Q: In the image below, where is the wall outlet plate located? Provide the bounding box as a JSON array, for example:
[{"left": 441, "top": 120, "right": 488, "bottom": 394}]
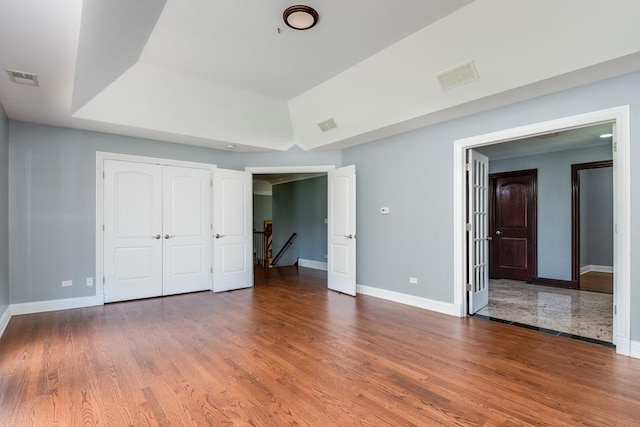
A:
[
  {"left": 86, "top": 277, "right": 94, "bottom": 287},
  {"left": 62, "top": 280, "right": 73, "bottom": 287},
  {"left": 409, "top": 277, "right": 418, "bottom": 284},
  {"left": 381, "top": 207, "right": 390, "bottom": 215}
]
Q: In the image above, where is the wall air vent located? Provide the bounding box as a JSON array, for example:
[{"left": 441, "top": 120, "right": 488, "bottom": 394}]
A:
[
  {"left": 437, "top": 61, "right": 479, "bottom": 91},
  {"left": 6, "top": 69, "right": 39, "bottom": 86},
  {"left": 318, "top": 118, "right": 338, "bottom": 133}
]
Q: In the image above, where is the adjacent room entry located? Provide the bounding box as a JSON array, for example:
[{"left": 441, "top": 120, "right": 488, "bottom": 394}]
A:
[{"left": 102, "top": 159, "right": 213, "bottom": 302}]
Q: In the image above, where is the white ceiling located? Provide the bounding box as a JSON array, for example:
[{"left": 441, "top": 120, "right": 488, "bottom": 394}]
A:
[{"left": 1, "top": 0, "right": 640, "bottom": 152}]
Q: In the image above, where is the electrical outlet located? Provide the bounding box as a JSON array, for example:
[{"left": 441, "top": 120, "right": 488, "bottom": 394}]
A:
[
  {"left": 61, "top": 280, "right": 73, "bottom": 287},
  {"left": 86, "top": 277, "right": 93, "bottom": 287},
  {"left": 409, "top": 277, "right": 418, "bottom": 284}
]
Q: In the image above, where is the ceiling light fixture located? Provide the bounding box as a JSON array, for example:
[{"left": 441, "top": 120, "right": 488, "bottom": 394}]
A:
[
  {"left": 226, "top": 144, "right": 237, "bottom": 149},
  {"left": 599, "top": 133, "right": 613, "bottom": 138},
  {"left": 283, "top": 5, "right": 319, "bottom": 30}
]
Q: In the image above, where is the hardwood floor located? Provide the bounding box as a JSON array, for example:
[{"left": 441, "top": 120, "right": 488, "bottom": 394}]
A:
[
  {"left": 580, "top": 271, "right": 614, "bottom": 293},
  {"left": 1, "top": 267, "right": 639, "bottom": 426}
]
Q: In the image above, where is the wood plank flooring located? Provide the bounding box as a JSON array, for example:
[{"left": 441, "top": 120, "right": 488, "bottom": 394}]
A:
[
  {"left": 1, "top": 266, "right": 640, "bottom": 426},
  {"left": 580, "top": 271, "right": 613, "bottom": 293}
]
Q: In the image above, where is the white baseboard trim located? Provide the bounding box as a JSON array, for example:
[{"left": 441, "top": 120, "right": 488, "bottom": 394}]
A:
[
  {"left": 580, "top": 265, "right": 614, "bottom": 275},
  {"left": 11, "top": 294, "right": 104, "bottom": 316},
  {"left": 356, "top": 284, "right": 458, "bottom": 317},
  {"left": 298, "top": 258, "right": 328, "bottom": 271},
  {"left": 628, "top": 340, "right": 640, "bottom": 359},
  {"left": 0, "top": 304, "right": 11, "bottom": 338}
]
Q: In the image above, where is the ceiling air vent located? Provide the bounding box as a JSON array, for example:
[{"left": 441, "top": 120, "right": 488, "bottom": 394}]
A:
[
  {"left": 318, "top": 118, "right": 338, "bottom": 133},
  {"left": 437, "top": 61, "right": 478, "bottom": 91},
  {"left": 6, "top": 69, "right": 39, "bottom": 86}
]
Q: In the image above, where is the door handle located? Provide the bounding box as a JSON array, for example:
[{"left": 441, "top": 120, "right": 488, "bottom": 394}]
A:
[
  {"left": 215, "top": 234, "right": 224, "bottom": 239},
  {"left": 164, "top": 234, "right": 172, "bottom": 239},
  {"left": 345, "top": 234, "right": 354, "bottom": 239},
  {"left": 495, "top": 230, "right": 502, "bottom": 235},
  {"left": 152, "top": 234, "right": 161, "bottom": 239}
]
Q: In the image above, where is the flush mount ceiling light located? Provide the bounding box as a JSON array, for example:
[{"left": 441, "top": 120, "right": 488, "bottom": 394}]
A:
[
  {"left": 599, "top": 133, "right": 613, "bottom": 138},
  {"left": 283, "top": 5, "right": 319, "bottom": 30}
]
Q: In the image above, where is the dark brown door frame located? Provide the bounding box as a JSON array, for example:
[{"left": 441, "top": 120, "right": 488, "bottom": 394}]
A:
[
  {"left": 489, "top": 169, "right": 538, "bottom": 282},
  {"left": 571, "top": 160, "right": 613, "bottom": 287}
]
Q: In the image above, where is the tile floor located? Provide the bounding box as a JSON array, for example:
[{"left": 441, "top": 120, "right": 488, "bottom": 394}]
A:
[{"left": 476, "top": 279, "right": 613, "bottom": 344}]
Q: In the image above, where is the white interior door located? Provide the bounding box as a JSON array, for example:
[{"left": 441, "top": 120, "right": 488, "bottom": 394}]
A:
[
  {"left": 104, "top": 160, "right": 163, "bottom": 303},
  {"left": 162, "top": 166, "right": 212, "bottom": 295},
  {"left": 213, "top": 168, "right": 253, "bottom": 292},
  {"left": 328, "top": 165, "right": 356, "bottom": 295},
  {"left": 468, "top": 149, "right": 489, "bottom": 313}
]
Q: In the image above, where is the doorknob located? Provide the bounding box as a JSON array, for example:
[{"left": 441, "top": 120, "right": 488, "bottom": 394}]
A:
[
  {"left": 164, "top": 234, "right": 172, "bottom": 239},
  {"left": 495, "top": 230, "right": 502, "bottom": 235},
  {"left": 152, "top": 234, "right": 161, "bottom": 239},
  {"left": 215, "top": 234, "right": 224, "bottom": 239},
  {"left": 345, "top": 234, "right": 354, "bottom": 239}
]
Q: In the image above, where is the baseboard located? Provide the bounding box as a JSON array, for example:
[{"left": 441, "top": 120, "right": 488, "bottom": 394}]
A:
[
  {"left": 11, "top": 294, "right": 104, "bottom": 316},
  {"left": 297, "top": 258, "right": 328, "bottom": 271},
  {"left": 0, "top": 304, "right": 11, "bottom": 339},
  {"left": 531, "top": 276, "right": 578, "bottom": 289},
  {"left": 580, "top": 265, "right": 614, "bottom": 275},
  {"left": 356, "top": 284, "right": 458, "bottom": 317}
]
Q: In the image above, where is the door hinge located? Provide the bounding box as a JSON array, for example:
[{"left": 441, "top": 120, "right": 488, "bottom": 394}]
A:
[
  {"left": 103, "top": 171, "right": 105, "bottom": 179},
  {"left": 210, "top": 179, "right": 213, "bottom": 186},
  {"left": 466, "top": 163, "right": 471, "bottom": 172},
  {"left": 466, "top": 283, "right": 472, "bottom": 292},
  {"left": 210, "top": 267, "right": 213, "bottom": 273},
  {"left": 614, "top": 142, "right": 617, "bottom": 152},
  {"left": 102, "top": 224, "right": 105, "bottom": 231},
  {"left": 465, "top": 223, "right": 471, "bottom": 232},
  {"left": 102, "top": 276, "right": 105, "bottom": 284}
]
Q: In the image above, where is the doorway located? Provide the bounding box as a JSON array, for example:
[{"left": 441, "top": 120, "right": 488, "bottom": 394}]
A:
[
  {"left": 246, "top": 165, "right": 357, "bottom": 296},
  {"left": 571, "top": 161, "right": 614, "bottom": 291},
  {"left": 453, "top": 106, "right": 631, "bottom": 355}
]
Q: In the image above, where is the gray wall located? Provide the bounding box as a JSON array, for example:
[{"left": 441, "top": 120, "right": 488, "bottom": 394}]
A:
[
  {"left": 7, "top": 122, "right": 340, "bottom": 304},
  {"left": 253, "top": 195, "right": 272, "bottom": 232},
  {"left": 272, "top": 176, "right": 327, "bottom": 266},
  {"left": 0, "top": 105, "right": 8, "bottom": 314},
  {"left": 582, "top": 167, "right": 614, "bottom": 267},
  {"left": 489, "top": 145, "right": 612, "bottom": 280},
  {"left": 342, "top": 71, "right": 640, "bottom": 341}
]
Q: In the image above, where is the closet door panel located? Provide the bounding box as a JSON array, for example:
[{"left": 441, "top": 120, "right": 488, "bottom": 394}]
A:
[{"left": 162, "top": 166, "right": 212, "bottom": 295}]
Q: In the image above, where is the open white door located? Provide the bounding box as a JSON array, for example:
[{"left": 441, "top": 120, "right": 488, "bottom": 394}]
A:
[
  {"left": 213, "top": 168, "right": 253, "bottom": 292},
  {"left": 468, "top": 149, "right": 489, "bottom": 313},
  {"left": 328, "top": 165, "right": 356, "bottom": 296}
]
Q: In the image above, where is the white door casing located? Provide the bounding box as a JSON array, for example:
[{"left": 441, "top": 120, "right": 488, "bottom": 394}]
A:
[
  {"left": 328, "top": 165, "right": 356, "bottom": 295},
  {"left": 103, "top": 160, "right": 163, "bottom": 303},
  {"left": 213, "top": 168, "right": 253, "bottom": 292},
  {"left": 162, "top": 166, "right": 212, "bottom": 295},
  {"left": 468, "top": 150, "right": 489, "bottom": 314}
]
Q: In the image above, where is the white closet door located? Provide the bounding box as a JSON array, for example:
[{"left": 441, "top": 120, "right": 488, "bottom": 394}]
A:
[
  {"left": 213, "top": 168, "right": 253, "bottom": 292},
  {"left": 162, "top": 166, "right": 212, "bottom": 295},
  {"left": 104, "top": 160, "right": 163, "bottom": 303}
]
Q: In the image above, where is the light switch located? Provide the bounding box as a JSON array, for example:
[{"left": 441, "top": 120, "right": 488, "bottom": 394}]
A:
[{"left": 380, "top": 207, "right": 390, "bottom": 215}]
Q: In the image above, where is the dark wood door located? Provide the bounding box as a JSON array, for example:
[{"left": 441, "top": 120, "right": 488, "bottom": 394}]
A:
[{"left": 489, "top": 170, "right": 537, "bottom": 281}]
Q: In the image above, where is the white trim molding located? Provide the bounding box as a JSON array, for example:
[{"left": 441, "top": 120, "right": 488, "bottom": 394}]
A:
[
  {"left": 453, "top": 106, "right": 631, "bottom": 356},
  {"left": 298, "top": 258, "right": 328, "bottom": 271},
  {"left": 357, "top": 285, "right": 459, "bottom": 317},
  {"left": 0, "top": 305, "right": 11, "bottom": 337},
  {"left": 580, "top": 265, "right": 614, "bottom": 275},
  {"left": 11, "top": 295, "right": 104, "bottom": 316},
  {"left": 629, "top": 340, "right": 640, "bottom": 359}
]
